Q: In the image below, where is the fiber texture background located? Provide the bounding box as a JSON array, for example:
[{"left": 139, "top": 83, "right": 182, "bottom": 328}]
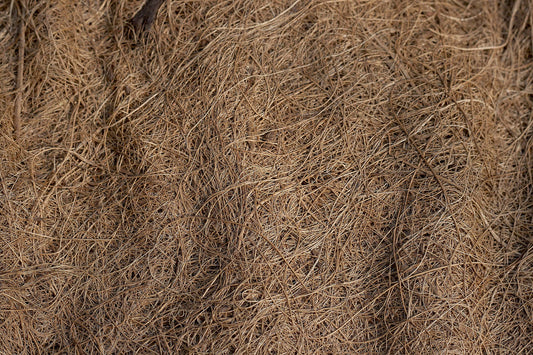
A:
[{"left": 1, "top": 0, "right": 532, "bottom": 353}]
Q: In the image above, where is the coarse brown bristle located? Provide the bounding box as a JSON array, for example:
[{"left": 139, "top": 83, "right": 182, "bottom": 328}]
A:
[{"left": 1, "top": 0, "right": 532, "bottom": 353}]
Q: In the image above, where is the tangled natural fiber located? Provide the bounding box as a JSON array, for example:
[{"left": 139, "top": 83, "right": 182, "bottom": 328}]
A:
[{"left": 1, "top": 0, "right": 532, "bottom": 353}]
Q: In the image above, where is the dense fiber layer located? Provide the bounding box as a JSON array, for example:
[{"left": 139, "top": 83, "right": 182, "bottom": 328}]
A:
[{"left": 1, "top": 0, "right": 532, "bottom": 353}]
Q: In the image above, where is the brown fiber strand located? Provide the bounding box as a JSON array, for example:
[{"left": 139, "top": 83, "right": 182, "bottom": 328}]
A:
[{"left": 13, "top": 2, "right": 24, "bottom": 138}]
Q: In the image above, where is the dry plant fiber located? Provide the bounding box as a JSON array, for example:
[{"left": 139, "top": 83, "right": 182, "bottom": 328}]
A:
[{"left": 1, "top": 0, "right": 532, "bottom": 353}]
